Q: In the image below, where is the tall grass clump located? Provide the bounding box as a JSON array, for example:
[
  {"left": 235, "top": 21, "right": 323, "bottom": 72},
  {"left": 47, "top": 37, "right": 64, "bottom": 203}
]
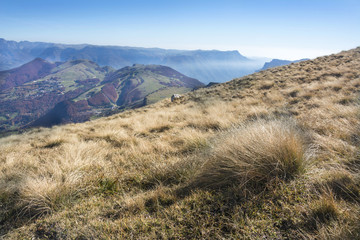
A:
[{"left": 192, "top": 118, "right": 314, "bottom": 190}]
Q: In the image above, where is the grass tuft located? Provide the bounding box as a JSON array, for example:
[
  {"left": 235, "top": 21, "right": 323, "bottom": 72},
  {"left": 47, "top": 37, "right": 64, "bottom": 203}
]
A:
[
  {"left": 323, "top": 172, "right": 360, "bottom": 202},
  {"left": 303, "top": 193, "right": 339, "bottom": 232},
  {"left": 191, "top": 119, "right": 313, "bottom": 191},
  {"left": 41, "top": 139, "right": 64, "bottom": 149}
]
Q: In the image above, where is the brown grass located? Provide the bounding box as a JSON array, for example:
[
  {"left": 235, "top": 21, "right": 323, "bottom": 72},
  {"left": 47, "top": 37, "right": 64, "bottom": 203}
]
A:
[
  {"left": 1, "top": 47, "right": 360, "bottom": 239},
  {"left": 191, "top": 119, "right": 313, "bottom": 190}
]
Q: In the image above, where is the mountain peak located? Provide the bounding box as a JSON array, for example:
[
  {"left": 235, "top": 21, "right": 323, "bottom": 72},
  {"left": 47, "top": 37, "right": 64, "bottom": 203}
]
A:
[
  {"left": 32, "top": 57, "right": 48, "bottom": 63},
  {"left": 132, "top": 63, "right": 145, "bottom": 67},
  {"left": 259, "top": 58, "right": 309, "bottom": 71}
]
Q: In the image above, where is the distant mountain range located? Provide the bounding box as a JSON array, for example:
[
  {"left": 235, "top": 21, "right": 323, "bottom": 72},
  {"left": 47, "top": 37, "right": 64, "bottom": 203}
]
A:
[
  {"left": 258, "top": 58, "right": 309, "bottom": 71},
  {"left": 0, "top": 38, "right": 265, "bottom": 84},
  {"left": 0, "top": 58, "right": 203, "bottom": 132}
]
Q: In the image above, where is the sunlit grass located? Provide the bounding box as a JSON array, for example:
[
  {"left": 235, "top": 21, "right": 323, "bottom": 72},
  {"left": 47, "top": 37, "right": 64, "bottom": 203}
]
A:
[{"left": 1, "top": 47, "right": 360, "bottom": 239}]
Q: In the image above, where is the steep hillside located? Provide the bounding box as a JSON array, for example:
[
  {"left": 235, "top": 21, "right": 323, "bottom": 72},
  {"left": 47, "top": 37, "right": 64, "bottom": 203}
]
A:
[
  {"left": 0, "top": 38, "right": 264, "bottom": 83},
  {"left": 1, "top": 48, "right": 360, "bottom": 239},
  {"left": 0, "top": 60, "right": 203, "bottom": 132}
]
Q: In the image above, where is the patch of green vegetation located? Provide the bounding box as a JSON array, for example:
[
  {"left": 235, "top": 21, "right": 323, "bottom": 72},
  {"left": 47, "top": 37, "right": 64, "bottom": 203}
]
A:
[
  {"left": 74, "top": 85, "right": 104, "bottom": 101},
  {"left": 8, "top": 112, "right": 18, "bottom": 119},
  {"left": 135, "top": 75, "right": 164, "bottom": 95},
  {"left": 98, "top": 178, "right": 119, "bottom": 195},
  {"left": 37, "top": 63, "right": 107, "bottom": 92},
  {"left": 146, "top": 87, "right": 190, "bottom": 104},
  {"left": 117, "top": 69, "right": 192, "bottom": 107}
]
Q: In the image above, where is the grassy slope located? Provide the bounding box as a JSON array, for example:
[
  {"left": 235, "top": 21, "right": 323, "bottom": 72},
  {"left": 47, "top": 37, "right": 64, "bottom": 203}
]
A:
[
  {"left": 113, "top": 65, "right": 201, "bottom": 107},
  {"left": 39, "top": 61, "right": 107, "bottom": 92},
  {"left": 1, "top": 48, "right": 360, "bottom": 239},
  {"left": 74, "top": 65, "right": 201, "bottom": 106},
  {"left": 74, "top": 85, "right": 104, "bottom": 102},
  {"left": 146, "top": 87, "right": 191, "bottom": 105}
]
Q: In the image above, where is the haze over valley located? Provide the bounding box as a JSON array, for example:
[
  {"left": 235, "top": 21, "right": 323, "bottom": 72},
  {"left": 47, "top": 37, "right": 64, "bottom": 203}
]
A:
[{"left": 0, "top": 38, "right": 265, "bottom": 84}]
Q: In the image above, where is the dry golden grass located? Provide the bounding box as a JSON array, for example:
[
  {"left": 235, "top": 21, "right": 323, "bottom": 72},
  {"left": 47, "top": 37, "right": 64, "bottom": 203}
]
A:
[
  {"left": 1, "top": 47, "right": 360, "bottom": 239},
  {"left": 191, "top": 119, "right": 313, "bottom": 190}
]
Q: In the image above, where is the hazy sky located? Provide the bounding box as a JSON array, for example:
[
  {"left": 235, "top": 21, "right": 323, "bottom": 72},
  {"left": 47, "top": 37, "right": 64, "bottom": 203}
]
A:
[{"left": 1, "top": 0, "right": 359, "bottom": 60}]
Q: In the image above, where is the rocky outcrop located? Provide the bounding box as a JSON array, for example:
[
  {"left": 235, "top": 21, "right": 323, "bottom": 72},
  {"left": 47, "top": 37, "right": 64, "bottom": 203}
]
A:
[{"left": 171, "top": 94, "right": 185, "bottom": 103}]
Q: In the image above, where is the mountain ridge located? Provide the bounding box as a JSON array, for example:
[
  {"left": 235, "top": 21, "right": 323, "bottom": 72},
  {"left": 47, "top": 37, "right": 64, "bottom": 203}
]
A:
[
  {"left": 258, "top": 58, "right": 310, "bottom": 71},
  {"left": 0, "top": 38, "right": 264, "bottom": 83}
]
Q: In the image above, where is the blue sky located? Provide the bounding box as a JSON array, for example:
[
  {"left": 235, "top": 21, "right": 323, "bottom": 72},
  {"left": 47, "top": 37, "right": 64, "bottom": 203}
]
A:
[{"left": 1, "top": 0, "right": 359, "bottom": 59}]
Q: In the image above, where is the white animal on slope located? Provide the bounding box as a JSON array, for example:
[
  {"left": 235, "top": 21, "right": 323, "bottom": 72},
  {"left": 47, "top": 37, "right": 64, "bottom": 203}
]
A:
[{"left": 171, "top": 94, "right": 185, "bottom": 102}]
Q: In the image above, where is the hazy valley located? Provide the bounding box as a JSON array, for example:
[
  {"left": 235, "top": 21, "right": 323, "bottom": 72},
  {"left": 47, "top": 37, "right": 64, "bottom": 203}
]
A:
[{"left": 0, "top": 38, "right": 265, "bottom": 84}]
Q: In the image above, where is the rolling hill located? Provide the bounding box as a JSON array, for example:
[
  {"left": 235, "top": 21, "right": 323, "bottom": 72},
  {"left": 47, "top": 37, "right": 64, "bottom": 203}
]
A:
[
  {"left": 0, "top": 47, "right": 360, "bottom": 239},
  {"left": 0, "top": 59, "right": 203, "bottom": 132},
  {"left": 0, "top": 38, "right": 264, "bottom": 83}
]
